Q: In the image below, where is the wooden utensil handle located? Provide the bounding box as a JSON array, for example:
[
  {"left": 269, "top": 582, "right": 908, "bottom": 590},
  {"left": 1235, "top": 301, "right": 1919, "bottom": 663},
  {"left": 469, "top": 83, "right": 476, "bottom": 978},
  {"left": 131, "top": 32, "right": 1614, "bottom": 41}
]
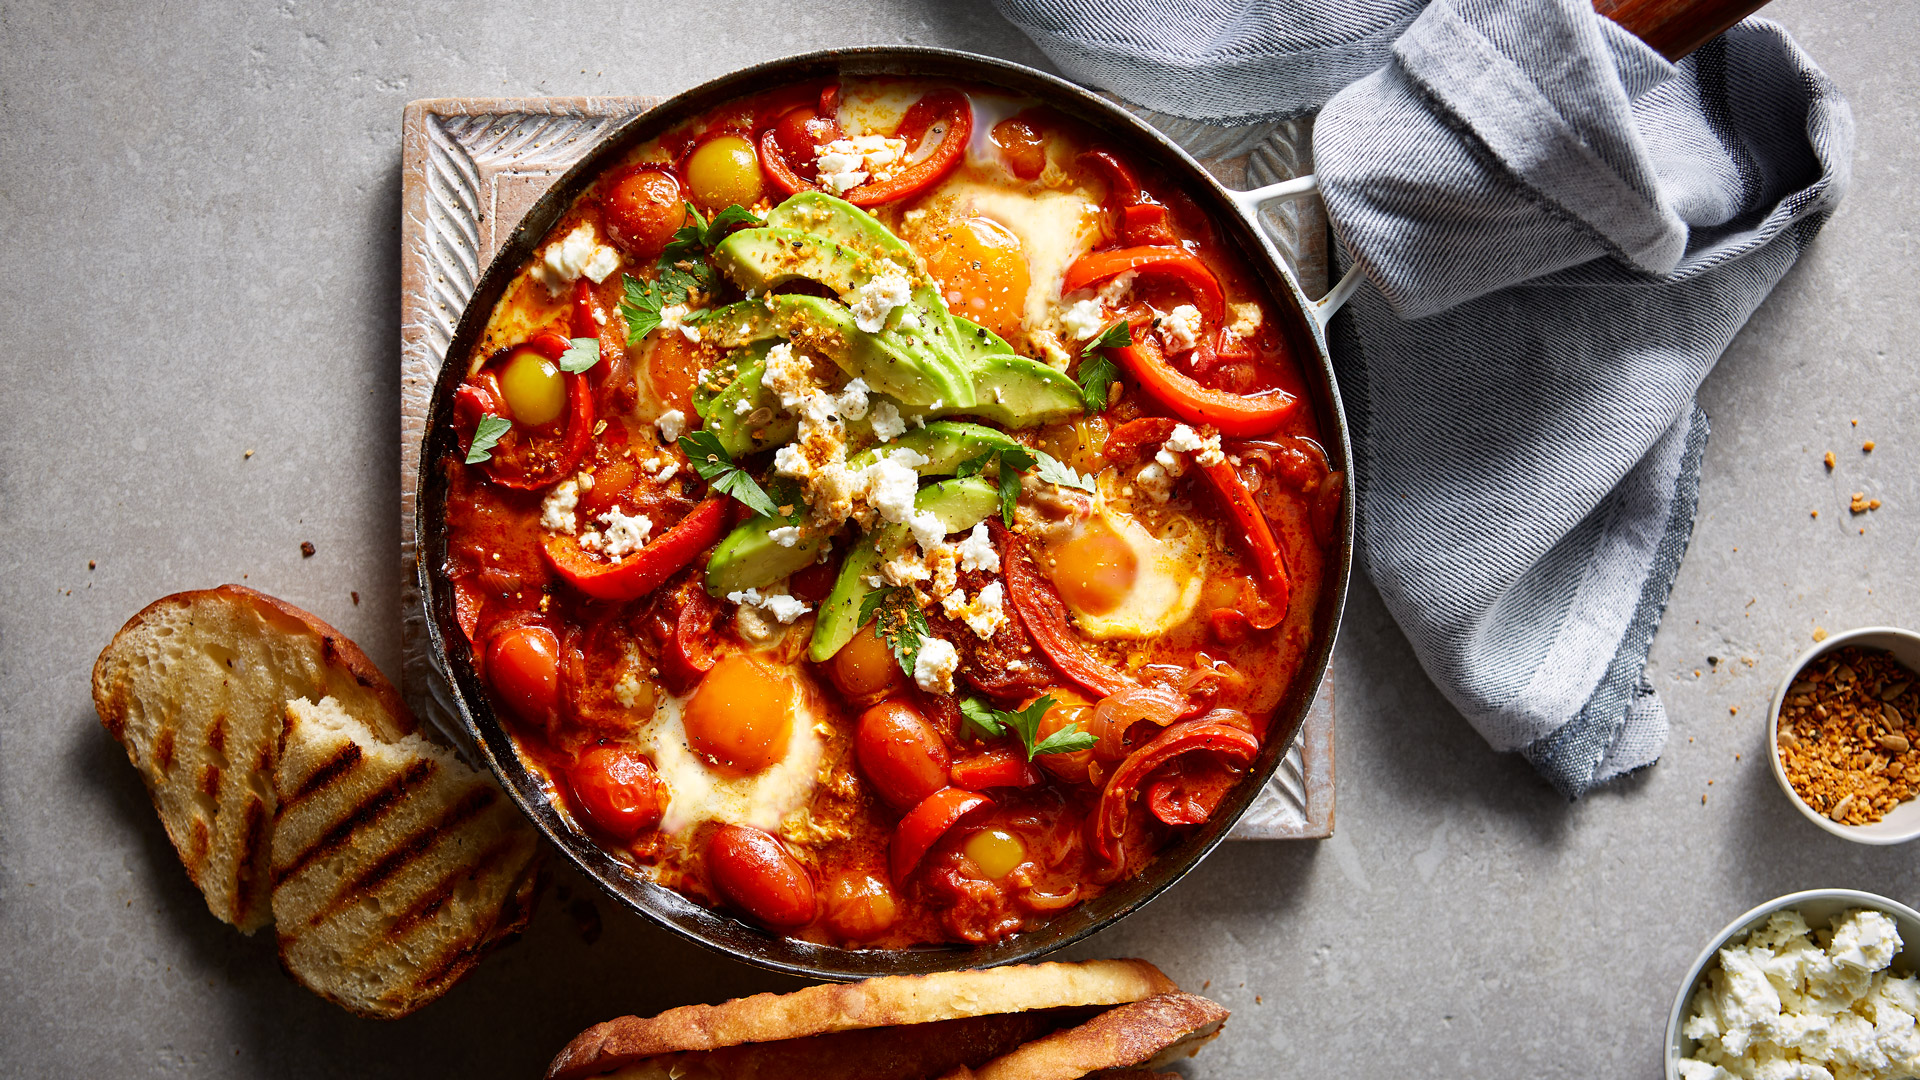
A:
[{"left": 1593, "top": 0, "right": 1774, "bottom": 60}]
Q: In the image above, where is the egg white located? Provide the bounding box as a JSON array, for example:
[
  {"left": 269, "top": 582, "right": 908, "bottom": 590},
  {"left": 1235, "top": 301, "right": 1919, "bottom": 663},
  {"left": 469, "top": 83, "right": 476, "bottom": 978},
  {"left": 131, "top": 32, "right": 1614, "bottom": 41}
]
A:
[
  {"left": 638, "top": 677, "right": 826, "bottom": 837},
  {"left": 1055, "top": 500, "right": 1204, "bottom": 641},
  {"left": 927, "top": 176, "right": 1105, "bottom": 339}
]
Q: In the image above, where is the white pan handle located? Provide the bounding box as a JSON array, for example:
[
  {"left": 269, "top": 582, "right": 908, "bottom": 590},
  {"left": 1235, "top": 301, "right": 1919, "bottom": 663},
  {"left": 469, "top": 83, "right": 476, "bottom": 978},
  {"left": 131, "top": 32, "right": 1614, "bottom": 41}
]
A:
[{"left": 1229, "top": 173, "right": 1365, "bottom": 330}]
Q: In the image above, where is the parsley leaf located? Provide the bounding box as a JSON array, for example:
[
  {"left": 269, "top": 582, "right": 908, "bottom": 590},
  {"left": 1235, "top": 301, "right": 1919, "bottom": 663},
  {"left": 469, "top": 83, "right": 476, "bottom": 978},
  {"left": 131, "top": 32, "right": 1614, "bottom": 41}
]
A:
[
  {"left": 959, "top": 694, "right": 1094, "bottom": 759},
  {"left": 859, "top": 586, "right": 929, "bottom": 680},
  {"left": 465, "top": 414, "right": 511, "bottom": 465},
  {"left": 658, "top": 202, "right": 761, "bottom": 268},
  {"left": 558, "top": 336, "right": 601, "bottom": 374},
  {"left": 1033, "top": 450, "right": 1096, "bottom": 494},
  {"left": 677, "top": 430, "right": 779, "bottom": 517},
  {"left": 1075, "top": 319, "right": 1130, "bottom": 413},
  {"left": 1088, "top": 319, "right": 1133, "bottom": 351},
  {"left": 956, "top": 445, "right": 1038, "bottom": 526},
  {"left": 619, "top": 273, "right": 675, "bottom": 344}
]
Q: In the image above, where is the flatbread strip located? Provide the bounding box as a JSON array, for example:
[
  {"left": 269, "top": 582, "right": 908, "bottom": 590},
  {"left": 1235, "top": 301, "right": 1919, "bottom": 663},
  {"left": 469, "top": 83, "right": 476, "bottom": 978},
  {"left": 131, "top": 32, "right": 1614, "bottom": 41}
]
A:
[
  {"left": 941, "top": 994, "right": 1230, "bottom": 1080},
  {"left": 272, "top": 697, "right": 541, "bottom": 1019},
  {"left": 547, "top": 959, "right": 1178, "bottom": 1080},
  {"left": 91, "top": 585, "right": 413, "bottom": 931}
]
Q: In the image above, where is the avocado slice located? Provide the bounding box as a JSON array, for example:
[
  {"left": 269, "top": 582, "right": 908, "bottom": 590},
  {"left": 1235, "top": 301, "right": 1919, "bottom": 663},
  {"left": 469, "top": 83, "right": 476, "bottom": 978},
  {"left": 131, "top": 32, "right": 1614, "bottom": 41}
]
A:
[
  {"left": 939, "top": 355, "right": 1087, "bottom": 429},
  {"left": 704, "top": 511, "right": 824, "bottom": 597},
  {"left": 950, "top": 315, "right": 1016, "bottom": 361},
  {"left": 844, "top": 420, "right": 1021, "bottom": 476},
  {"left": 699, "top": 300, "right": 784, "bottom": 350},
  {"left": 715, "top": 221, "right": 975, "bottom": 408},
  {"left": 806, "top": 476, "right": 999, "bottom": 663},
  {"left": 766, "top": 192, "right": 917, "bottom": 267},
  {"left": 697, "top": 351, "right": 795, "bottom": 458},
  {"left": 766, "top": 295, "right": 974, "bottom": 410}
]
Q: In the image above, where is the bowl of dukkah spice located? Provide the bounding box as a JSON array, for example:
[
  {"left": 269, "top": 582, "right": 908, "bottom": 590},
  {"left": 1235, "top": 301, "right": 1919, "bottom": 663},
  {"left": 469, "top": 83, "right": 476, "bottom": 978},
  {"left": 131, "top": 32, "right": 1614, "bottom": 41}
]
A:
[{"left": 1769, "top": 627, "right": 1920, "bottom": 844}]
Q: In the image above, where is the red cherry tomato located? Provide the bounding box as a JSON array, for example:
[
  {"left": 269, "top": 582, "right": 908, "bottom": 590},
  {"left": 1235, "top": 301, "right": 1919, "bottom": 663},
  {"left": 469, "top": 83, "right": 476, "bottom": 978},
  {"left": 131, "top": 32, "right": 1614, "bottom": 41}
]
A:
[
  {"left": 890, "top": 788, "right": 992, "bottom": 883},
  {"left": 486, "top": 624, "right": 560, "bottom": 723},
  {"left": 708, "top": 825, "right": 816, "bottom": 929},
  {"left": 855, "top": 700, "right": 951, "bottom": 810},
  {"left": 569, "top": 745, "right": 664, "bottom": 840},
  {"left": 602, "top": 168, "right": 686, "bottom": 260},
  {"left": 991, "top": 117, "right": 1048, "bottom": 180}
]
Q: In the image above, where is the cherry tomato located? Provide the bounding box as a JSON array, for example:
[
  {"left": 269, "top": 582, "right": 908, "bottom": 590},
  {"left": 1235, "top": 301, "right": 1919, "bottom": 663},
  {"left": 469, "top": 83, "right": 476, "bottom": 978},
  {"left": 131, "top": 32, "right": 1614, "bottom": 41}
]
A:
[
  {"left": 685, "top": 134, "right": 764, "bottom": 212},
  {"left": 825, "top": 620, "right": 904, "bottom": 702},
  {"left": 891, "top": 788, "right": 991, "bottom": 883},
  {"left": 602, "top": 168, "right": 686, "bottom": 260},
  {"left": 855, "top": 699, "right": 951, "bottom": 810},
  {"left": 823, "top": 870, "right": 898, "bottom": 941},
  {"left": 991, "top": 117, "right": 1048, "bottom": 180},
  {"left": 1029, "top": 689, "right": 1097, "bottom": 783},
  {"left": 486, "top": 624, "right": 560, "bottom": 723},
  {"left": 568, "top": 745, "right": 664, "bottom": 840},
  {"left": 708, "top": 824, "right": 815, "bottom": 929}
]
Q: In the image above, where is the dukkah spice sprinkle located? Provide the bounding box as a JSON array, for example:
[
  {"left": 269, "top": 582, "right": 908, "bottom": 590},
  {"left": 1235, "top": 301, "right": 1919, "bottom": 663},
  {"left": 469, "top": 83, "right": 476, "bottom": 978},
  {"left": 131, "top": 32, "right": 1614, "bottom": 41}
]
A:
[{"left": 1776, "top": 645, "right": 1920, "bottom": 826}]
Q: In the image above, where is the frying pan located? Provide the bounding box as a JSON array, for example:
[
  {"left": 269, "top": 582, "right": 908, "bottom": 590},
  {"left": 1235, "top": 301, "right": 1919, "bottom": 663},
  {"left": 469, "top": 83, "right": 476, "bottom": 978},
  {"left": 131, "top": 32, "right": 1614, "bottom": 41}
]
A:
[{"left": 415, "top": 47, "right": 1354, "bottom": 980}]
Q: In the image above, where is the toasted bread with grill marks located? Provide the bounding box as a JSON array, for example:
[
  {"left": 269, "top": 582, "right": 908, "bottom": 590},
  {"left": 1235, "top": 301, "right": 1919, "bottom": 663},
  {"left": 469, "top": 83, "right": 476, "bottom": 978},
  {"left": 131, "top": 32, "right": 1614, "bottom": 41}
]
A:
[
  {"left": 938, "top": 993, "right": 1230, "bottom": 1080},
  {"left": 91, "top": 585, "right": 413, "bottom": 932},
  {"left": 272, "top": 696, "right": 541, "bottom": 1019},
  {"left": 547, "top": 959, "right": 1179, "bottom": 1080}
]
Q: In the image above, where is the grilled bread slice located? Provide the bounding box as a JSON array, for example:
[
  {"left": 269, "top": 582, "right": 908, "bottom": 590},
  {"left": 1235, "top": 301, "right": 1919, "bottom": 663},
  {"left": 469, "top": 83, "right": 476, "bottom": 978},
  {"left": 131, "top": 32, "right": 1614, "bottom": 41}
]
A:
[
  {"left": 272, "top": 696, "right": 541, "bottom": 1019},
  {"left": 938, "top": 993, "right": 1230, "bottom": 1080},
  {"left": 91, "top": 585, "right": 413, "bottom": 932},
  {"left": 547, "top": 959, "right": 1179, "bottom": 1080}
]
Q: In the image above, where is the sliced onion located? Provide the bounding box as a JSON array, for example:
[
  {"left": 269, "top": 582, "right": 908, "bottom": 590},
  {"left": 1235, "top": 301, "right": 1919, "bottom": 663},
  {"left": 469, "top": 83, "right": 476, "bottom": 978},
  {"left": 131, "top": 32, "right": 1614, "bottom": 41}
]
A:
[{"left": 1088, "top": 685, "right": 1186, "bottom": 761}]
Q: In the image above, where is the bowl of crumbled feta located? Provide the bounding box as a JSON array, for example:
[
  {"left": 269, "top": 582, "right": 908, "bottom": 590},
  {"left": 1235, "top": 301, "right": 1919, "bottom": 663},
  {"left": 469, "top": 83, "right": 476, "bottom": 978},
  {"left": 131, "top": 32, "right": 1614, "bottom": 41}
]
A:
[{"left": 1668, "top": 890, "right": 1920, "bottom": 1080}]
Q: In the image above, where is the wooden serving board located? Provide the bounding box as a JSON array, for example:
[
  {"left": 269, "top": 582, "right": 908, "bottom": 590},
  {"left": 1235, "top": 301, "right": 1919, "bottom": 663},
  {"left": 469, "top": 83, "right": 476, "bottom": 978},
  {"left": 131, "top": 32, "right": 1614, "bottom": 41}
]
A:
[{"left": 398, "top": 95, "right": 1334, "bottom": 840}]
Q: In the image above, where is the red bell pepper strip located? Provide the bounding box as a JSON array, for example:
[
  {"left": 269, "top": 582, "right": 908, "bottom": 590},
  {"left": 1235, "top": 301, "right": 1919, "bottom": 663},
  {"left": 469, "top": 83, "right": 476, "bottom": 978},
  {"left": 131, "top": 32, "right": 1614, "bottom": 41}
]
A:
[
  {"left": 760, "top": 126, "right": 818, "bottom": 197},
  {"left": 569, "top": 277, "right": 598, "bottom": 339},
  {"left": 1093, "top": 718, "right": 1260, "bottom": 862},
  {"left": 1099, "top": 416, "right": 1180, "bottom": 466},
  {"left": 1195, "top": 459, "right": 1292, "bottom": 611},
  {"left": 1145, "top": 755, "right": 1243, "bottom": 826},
  {"left": 541, "top": 495, "right": 730, "bottom": 602},
  {"left": 949, "top": 745, "right": 1042, "bottom": 791},
  {"left": 890, "top": 787, "right": 992, "bottom": 883},
  {"left": 846, "top": 90, "right": 972, "bottom": 207},
  {"left": 992, "top": 520, "right": 1133, "bottom": 699},
  {"left": 1078, "top": 150, "right": 1149, "bottom": 209},
  {"left": 1109, "top": 332, "right": 1297, "bottom": 438},
  {"left": 1120, "top": 204, "right": 1179, "bottom": 247},
  {"left": 1061, "top": 247, "right": 1224, "bottom": 324}
]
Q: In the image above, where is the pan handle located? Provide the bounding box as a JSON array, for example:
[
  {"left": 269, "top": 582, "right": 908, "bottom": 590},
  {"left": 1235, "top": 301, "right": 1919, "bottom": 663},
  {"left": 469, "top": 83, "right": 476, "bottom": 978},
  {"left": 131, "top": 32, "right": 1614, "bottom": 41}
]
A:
[{"left": 1230, "top": 174, "right": 1364, "bottom": 330}]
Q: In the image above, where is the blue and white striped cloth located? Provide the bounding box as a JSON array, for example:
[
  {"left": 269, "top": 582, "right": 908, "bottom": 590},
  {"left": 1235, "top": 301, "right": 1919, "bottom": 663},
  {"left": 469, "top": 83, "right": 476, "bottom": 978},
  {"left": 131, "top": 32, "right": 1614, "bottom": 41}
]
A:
[{"left": 994, "top": 0, "right": 1853, "bottom": 795}]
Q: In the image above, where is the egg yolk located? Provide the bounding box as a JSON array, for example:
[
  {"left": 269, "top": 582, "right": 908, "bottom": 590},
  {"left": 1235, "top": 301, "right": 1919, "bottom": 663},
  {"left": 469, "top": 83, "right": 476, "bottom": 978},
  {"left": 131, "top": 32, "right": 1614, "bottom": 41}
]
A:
[
  {"left": 683, "top": 652, "right": 794, "bottom": 776},
  {"left": 1050, "top": 520, "right": 1138, "bottom": 616},
  {"left": 919, "top": 216, "right": 1031, "bottom": 342},
  {"left": 499, "top": 348, "right": 565, "bottom": 427}
]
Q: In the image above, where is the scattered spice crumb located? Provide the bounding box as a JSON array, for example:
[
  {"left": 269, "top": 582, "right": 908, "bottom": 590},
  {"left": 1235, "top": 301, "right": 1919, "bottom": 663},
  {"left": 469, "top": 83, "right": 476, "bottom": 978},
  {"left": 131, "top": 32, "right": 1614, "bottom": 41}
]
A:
[
  {"left": 1736, "top": 753, "right": 1742, "bottom": 761},
  {"left": 1695, "top": 669, "right": 1703, "bottom": 678},
  {"left": 1814, "top": 628, "right": 1828, "bottom": 642},
  {"left": 1255, "top": 995, "right": 1263, "bottom": 1005},
  {"left": 1702, "top": 794, "right": 1708, "bottom": 804},
  {"left": 351, "top": 591, "right": 360, "bottom": 606},
  {"left": 1730, "top": 706, "right": 1739, "bottom": 715},
  {"left": 1811, "top": 510, "right": 1819, "bottom": 518},
  {"left": 1824, "top": 450, "right": 1836, "bottom": 470},
  {"left": 244, "top": 448, "right": 254, "bottom": 459},
  {"left": 1776, "top": 644, "right": 1920, "bottom": 826},
  {"left": 1852, "top": 418, "right": 1859, "bottom": 427},
  {"left": 1709, "top": 656, "right": 1721, "bottom": 667},
  {"left": 1849, "top": 492, "right": 1881, "bottom": 514},
  {"left": 300, "top": 541, "right": 316, "bottom": 558},
  {"left": 1864, "top": 440, "right": 1876, "bottom": 453},
  {"left": 88, "top": 560, "right": 96, "bottom": 570}
]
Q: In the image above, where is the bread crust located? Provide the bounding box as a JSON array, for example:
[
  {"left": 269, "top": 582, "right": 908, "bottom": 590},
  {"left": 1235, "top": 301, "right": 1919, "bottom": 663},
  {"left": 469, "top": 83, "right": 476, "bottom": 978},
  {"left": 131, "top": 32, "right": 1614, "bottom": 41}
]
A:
[
  {"left": 90, "top": 585, "right": 413, "bottom": 930},
  {"left": 940, "top": 993, "right": 1230, "bottom": 1080},
  {"left": 547, "top": 959, "right": 1179, "bottom": 1080}
]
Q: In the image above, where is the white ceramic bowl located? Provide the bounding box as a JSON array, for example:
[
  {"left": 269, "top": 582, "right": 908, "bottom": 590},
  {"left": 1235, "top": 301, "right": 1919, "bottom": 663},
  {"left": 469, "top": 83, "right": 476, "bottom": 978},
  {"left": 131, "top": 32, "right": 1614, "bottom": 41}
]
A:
[
  {"left": 1666, "top": 889, "right": 1920, "bottom": 1079},
  {"left": 1767, "top": 626, "right": 1920, "bottom": 845}
]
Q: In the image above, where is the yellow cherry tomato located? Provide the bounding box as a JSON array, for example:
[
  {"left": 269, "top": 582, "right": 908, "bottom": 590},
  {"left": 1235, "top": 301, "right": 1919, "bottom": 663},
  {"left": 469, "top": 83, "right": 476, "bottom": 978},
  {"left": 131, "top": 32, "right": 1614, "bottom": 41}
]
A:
[
  {"left": 499, "top": 348, "right": 565, "bottom": 426},
  {"left": 686, "top": 135, "right": 764, "bottom": 212},
  {"left": 964, "top": 827, "right": 1027, "bottom": 880}
]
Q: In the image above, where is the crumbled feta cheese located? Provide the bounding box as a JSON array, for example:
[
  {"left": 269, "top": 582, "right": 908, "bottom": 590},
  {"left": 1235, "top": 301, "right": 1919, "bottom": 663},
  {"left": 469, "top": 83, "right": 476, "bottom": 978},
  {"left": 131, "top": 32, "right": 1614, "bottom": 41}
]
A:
[
  {"left": 849, "top": 273, "right": 914, "bottom": 334},
  {"left": 1159, "top": 304, "right": 1204, "bottom": 354},
  {"left": 880, "top": 546, "right": 931, "bottom": 587},
  {"left": 768, "top": 525, "right": 803, "bottom": 548},
  {"left": 531, "top": 223, "right": 620, "bottom": 295},
  {"left": 955, "top": 522, "right": 999, "bottom": 573},
  {"left": 1193, "top": 431, "right": 1226, "bottom": 467},
  {"left": 539, "top": 479, "right": 581, "bottom": 534},
  {"left": 908, "top": 510, "right": 948, "bottom": 553},
  {"left": 864, "top": 448, "right": 929, "bottom": 526},
  {"left": 651, "top": 460, "right": 680, "bottom": 483},
  {"left": 727, "top": 587, "right": 812, "bottom": 625},
  {"left": 815, "top": 136, "right": 909, "bottom": 195},
  {"left": 1058, "top": 297, "right": 1106, "bottom": 342},
  {"left": 762, "top": 342, "right": 816, "bottom": 410},
  {"left": 925, "top": 542, "right": 960, "bottom": 599},
  {"left": 1098, "top": 270, "right": 1137, "bottom": 306},
  {"left": 1164, "top": 423, "right": 1205, "bottom": 454},
  {"left": 613, "top": 672, "right": 648, "bottom": 708},
  {"left": 942, "top": 580, "right": 1007, "bottom": 640},
  {"left": 869, "top": 400, "right": 907, "bottom": 442},
  {"left": 655, "top": 409, "right": 687, "bottom": 444},
  {"left": 657, "top": 304, "right": 701, "bottom": 342},
  {"left": 913, "top": 636, "right": 960, "bottom": 694},
  {"left": 835, "top": 377, "right": 870, "bottom": 421},
  {"left": 734, "top": 396, "right": 754, "bottom": 416},
  {"left": 1679, "top": 908, "right": 1920, "bottom": 1080},
  {"left": 1135, "top": 462, "right": 1176, "bottom": 503},
  {"left": 582, "top": 507, "right": 653, "bottom": 560},
  {"left": 1226, "top": 301, "right": 1263, "bottom": 340}
]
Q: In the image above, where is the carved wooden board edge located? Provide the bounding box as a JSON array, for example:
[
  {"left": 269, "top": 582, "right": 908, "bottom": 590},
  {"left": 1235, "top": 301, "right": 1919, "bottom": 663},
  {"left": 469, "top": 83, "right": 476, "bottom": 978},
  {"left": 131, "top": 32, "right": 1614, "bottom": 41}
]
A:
[{"left": 398, "top": 94, "right": 1333, "bottom": 840}]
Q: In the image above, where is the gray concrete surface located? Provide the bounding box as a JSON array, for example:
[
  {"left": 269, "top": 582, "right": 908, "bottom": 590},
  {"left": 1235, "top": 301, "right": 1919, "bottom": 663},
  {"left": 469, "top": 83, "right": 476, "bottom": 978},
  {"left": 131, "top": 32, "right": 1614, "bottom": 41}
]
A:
[{"left": 1, "top": 2, "right": 1914, "bottom": 1076}]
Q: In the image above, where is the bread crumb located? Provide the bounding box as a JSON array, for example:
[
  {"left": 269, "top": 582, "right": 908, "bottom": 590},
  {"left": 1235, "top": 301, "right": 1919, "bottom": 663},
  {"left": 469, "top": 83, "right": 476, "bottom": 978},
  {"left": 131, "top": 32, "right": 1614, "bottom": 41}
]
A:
[
  {"left": 1813, "top": 627, "right": 1828, "bottom": 642},
  {"left": 1824, "top": 450, "right": 1835, "bottom": 470},
  {"left": 300, "top": 542, "right": 316, "bottom": 558},
  {"left": 1730, "top": 706, "right": 1739, "bottom": 715},
  {"left": 244, "top": 448, "right": 254, "bottom": 459},
  {"left": 1864, "top": 440, "right": 1876, "bottom": 452},
  {"left": 88, "top": 560, "right": 96, "bottom": 570},
  {"left": 1811, "top": 509, "right": 1819, "bottom": 518}
]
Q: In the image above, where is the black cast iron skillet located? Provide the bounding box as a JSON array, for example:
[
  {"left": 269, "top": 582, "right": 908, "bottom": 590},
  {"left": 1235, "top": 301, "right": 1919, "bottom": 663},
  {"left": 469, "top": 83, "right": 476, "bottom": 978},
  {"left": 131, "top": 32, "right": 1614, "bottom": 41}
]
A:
[{"left": 417, "top": 47, "right": 1353, "bottom": 980}]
